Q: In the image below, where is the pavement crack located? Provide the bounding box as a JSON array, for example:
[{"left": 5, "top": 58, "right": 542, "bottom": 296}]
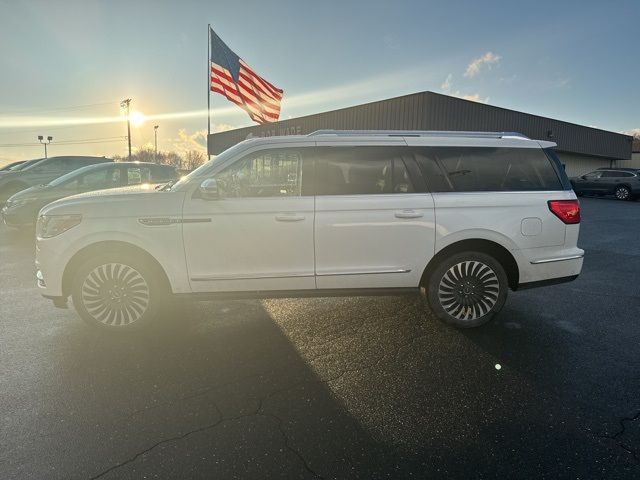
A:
[
  {"left": 258, "top": 412, "right": 325, "bottom": 479},
  {"left": 596, "top": 410, "right": 640, "bottom": 465},
  {"left": 88, "top": 403, "right": 225, "bottom": 480}
]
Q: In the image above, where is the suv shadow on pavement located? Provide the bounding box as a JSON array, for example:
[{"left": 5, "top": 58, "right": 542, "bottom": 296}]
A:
[{"left": 1, "top": 217, "right": 638, "bottom": 479}]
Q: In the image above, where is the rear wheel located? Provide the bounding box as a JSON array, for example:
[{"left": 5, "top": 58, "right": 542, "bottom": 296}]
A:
[
  {"left": 71, "top": 253, "right": 163, "bottom": 331},
  {"left": 615, "top": 186, "right": 631, "bottom": 201},
  {"left": 422, "top": 252, "right": 508, "bottom": 328}
]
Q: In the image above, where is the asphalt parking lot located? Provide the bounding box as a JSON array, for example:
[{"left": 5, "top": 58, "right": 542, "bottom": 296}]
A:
[{"left": 0, "top": 197, "right": 639, "bottom": 479}]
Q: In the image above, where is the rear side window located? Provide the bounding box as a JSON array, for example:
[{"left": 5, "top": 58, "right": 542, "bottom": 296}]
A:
[
  {"left": 127, "top": 167, "right": 152, "bottom": 185},
  {"left": 415, "top": 147, "right": 563, "bottom": 192},
  {"left": 315, "top": 147, "right": 414, "bottom": 195},
  {"left": 151, "top": 166, "right": 177, "bottom": 182},
  {"left": 601, "top": 171, "right": 634, "bottom": 178}
]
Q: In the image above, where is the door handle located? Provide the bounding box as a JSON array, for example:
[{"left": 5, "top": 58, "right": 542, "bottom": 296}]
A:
[
  {"left": 394, "top": 210, "right": 423, "bottom": 219},
  {"left": 275, "top": 213, "right": 305, "bottom": 222}
]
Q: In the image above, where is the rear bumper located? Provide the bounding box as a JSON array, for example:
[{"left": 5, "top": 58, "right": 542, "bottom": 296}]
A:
[{"left": 515, "top": 248, "right": 584, "bottom": 286}]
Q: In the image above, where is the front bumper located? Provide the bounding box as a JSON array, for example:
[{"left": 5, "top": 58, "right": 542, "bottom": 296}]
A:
[{"left": 1, "top": 205, "right": 33, "bottom": 228}]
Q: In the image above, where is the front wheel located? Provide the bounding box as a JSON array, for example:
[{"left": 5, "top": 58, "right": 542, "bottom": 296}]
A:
[
  {"left": 422, "top": 252, "right": 508, "bottom": 328},
  {"left": 615, "top": 186, "right": 631, "bottom": 201},
  {"left": 71, "top": 253, "right": 162, "bottom": 331}
]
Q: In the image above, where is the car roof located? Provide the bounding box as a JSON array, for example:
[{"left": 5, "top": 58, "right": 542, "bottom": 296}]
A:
[
  {"left": 596, "top": 167, "right": 639, "bottom": 171},
  {"left": 114, "top": 162, "right": 175, "bottom": 168},
  {"left": 236, "top": 130, "right": 556, "bottom": 150},
  {"left": 41, "top": 155, "right": 113, "bottom": 161}
]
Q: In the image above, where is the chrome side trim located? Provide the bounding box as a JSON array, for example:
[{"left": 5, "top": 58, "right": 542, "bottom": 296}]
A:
[
  {"left": 191, "top": 272, "right": 314, "bottom": 281},
  {"left": 530, "top": 254, "right": 584, "bottom": 265},
  {"left": 316, "top": 268, "right": 411, "bottom": 277},
  {"left": 191, "top": 269, "right": 412, "bottom": 281},
  {"left": 139, "top": 217, "right": 211, "bottom": 226}
]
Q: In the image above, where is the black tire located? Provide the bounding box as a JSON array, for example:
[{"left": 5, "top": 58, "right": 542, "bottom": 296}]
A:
[
  {"left": 71, "top": 252, "right": 164, "bottom": 331},
  {"left": 422, "top": 251, "right": 508, "bottom": 328},
  {"left": 614, "top": 186, "right": 631, "bottom": 201}
]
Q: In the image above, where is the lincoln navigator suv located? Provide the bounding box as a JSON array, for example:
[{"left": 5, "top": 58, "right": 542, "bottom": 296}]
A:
[{"left": 35, "top": 131, "right": 584, "bottom": 331}]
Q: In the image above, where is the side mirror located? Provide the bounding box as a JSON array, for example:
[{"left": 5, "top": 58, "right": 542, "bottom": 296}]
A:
[
  {"left": 199, "top": 178, "right": 219, "bottom": 200},
  {"left": 580, "top": 175, "right": 587, "bottom": 180}
]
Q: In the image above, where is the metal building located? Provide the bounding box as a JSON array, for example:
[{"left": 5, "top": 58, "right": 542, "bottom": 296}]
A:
[{"left": 208, "top": 91, "right": 634, "bottom": 176}]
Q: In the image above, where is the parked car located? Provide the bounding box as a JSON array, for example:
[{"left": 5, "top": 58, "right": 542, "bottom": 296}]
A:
[
  {"left": 570, "top": 168, "right": 640, "bottom": 200},
  {"left": 0, "top": 160, "right": 26, "bottom": 171},
  {"left": 0, "top": 158, "right": 44, "bottom": 175},
  {"left": 2, "top": 162, "right": 177, "bottom": 228},
  {"left": 35, "top": 130, "right": 583, "bottom": 331},
  {"left": 0, "top": 156, "right": 113, "bottom": 203}
]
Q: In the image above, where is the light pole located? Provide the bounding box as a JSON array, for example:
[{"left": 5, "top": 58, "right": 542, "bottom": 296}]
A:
[
  {"left": 37, "top": 135, "right": 53, "bottom": 158},
  {"left": 154, "top": 125, "right": 159, "bottom": 163},
  {"left": 120, "top": 98, "right": 132, "bottom": 160}
]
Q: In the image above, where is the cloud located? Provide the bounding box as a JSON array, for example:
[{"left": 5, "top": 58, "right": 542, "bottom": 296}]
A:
[
  {"left": 461, "top": 93, "right": 489, "bottom": 103},
  {"left": 169, "top": 128, "right": 208, "bottom": 155},
  {"left": 464, "top": 52, "right": 501, "bottom": 78},
  {"left": 623, "top": 128, "right": 640, "bottom": 138},
  {"left": 440, "top": 74, "right": 488, "bottom": 103},
  {"left": 441, "top": 73, "right": 453, "bottom": 91}
]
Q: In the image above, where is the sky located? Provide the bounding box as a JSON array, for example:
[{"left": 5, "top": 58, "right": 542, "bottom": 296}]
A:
[{"left": 0, "top": 0, "right": 638, "bottom": 166}]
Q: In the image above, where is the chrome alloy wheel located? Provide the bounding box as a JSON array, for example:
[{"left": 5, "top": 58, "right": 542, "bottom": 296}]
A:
[
  {"left": 615, "top": 186, "right": 630, "bottom": 200},
  {"left": 81, "top": 263, "right": 150, "bottom": 326},
  {"left": 437, "top": 261, "right": 500, "bottom": 322}
]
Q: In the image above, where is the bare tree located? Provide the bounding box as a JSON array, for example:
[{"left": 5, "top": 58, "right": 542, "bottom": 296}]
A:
[{"left": 184, "top": 150, "right": 206, "bottom": 171}]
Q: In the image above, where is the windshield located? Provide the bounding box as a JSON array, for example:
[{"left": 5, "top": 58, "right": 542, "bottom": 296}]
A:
[
  {"left": 47, "top": 164, "right": 103, "bottom": 187},
  {"left": 10, "top": 158, "right": 44, "bottom": 171},
  {"left": 168, "top": 142, "right": 249, "bottom": 190}
]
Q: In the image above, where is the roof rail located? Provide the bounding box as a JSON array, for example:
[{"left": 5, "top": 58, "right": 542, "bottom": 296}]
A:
[{"left": 307, "top": 130, "right": 531, "bottom": 140}]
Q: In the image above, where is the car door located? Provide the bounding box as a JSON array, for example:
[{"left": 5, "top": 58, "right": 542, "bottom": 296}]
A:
[
  {"left": 574, "top": 171, "right": 601, "bottom": 193},
  {"left": 182, "top": 144, "right": 316, "bottom": 293},
  {"left": 313, "top": 142, "right": 436, "bottom": 290},
  {"left": 24, "top": 157, "right": 66, "bottom": 186},
  {"left": 600, "top": 170, "right": 630, "bottom": 194},
  {"left": 75, "top": 165, "right": 121, "bottom": 192}
]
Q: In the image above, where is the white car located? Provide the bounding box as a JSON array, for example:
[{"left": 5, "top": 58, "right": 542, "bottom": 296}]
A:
[{"left": 35, "top": 130, "right": 584, "bottom": 330}]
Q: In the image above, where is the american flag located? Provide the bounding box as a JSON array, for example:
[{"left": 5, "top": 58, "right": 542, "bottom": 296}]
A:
[{"left": 209, "top": 28, "right": 283, "bottom": 124}]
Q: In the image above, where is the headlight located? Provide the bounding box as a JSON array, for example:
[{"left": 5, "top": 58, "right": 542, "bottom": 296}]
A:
[
  {"left": 36, "top": 214, "right": 82, "bottom": 238},
  {"left": 5, "top": 198, "right": 29, "bottom": 208}
]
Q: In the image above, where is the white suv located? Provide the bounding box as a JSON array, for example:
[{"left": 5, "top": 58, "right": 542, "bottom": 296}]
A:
[{"left": 35, "top": 130, "right": 583, "bottom": 330}]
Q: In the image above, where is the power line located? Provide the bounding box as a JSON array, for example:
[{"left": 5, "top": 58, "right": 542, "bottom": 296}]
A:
[
  {"left": 0, "top": 101, "right": 120, "bottom": 115},
  {"left": 0, "top": 124, "right": 106, "bottom": 137}
]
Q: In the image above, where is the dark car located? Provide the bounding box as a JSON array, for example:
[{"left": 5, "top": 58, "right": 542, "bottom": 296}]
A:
[
  {"left": 0, "top": 160, "right": 26, "bottom": 171},
  {"left": 570, "top": 168, "right": 640, "bottom": 201},
  {"left": 0, "top": 156, "right": 114, "bottom": 203},
  {"left": 2, "top": 162, "right": 177, "bottom": 227}
]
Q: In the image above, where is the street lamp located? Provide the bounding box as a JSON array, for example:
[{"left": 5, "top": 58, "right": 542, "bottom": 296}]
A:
[
  {"left": 37, "top": 135, "right": 53, "bottom": 158},
  {"left": 154, "top": 125, "right": 159, "bottom": 164},
  {"left": 120, "top": 98, "right": 132, "bottom": 160}
]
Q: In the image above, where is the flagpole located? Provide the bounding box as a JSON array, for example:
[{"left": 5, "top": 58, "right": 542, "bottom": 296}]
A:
[{"left": 207, "top": 23, "right": 211, "bottom": 159}]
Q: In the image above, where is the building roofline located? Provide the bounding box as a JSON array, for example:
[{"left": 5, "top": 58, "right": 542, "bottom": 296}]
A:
[{"left": 212, "top": 90, "right": 632, "bottom": 142}]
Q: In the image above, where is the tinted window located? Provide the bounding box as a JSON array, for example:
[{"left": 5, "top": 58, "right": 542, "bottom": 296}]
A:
[
  {"left": 126, "top": 167, "right": 152, "bottom": 185},
  {"left": 215, "top": 148, "right": 310, "bottom": 197},
  {"left": 315, "top": 147, "right": 414, "bottom": 195},
  {"left": 414, "top": 151, "right": 454, "bottom": 192},
  {"left": 58, "top": 166, "right": 118, "bottom": 190},
  {"left": 583, "top": 171, "right": 602, "bottom": 179},
  {"left": 601, "top": 171, "right": 634, "bottom": 178},
  {"left": 416, "top": 147, "right": 562, "bottom": 192},
  {"left": 151, "top": 166, "right": 177, "bottom": 182}
]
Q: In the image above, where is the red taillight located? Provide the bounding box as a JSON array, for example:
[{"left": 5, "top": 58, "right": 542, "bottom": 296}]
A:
[{"left": 548, "top": 200, "right": 580, "bottom": 224}]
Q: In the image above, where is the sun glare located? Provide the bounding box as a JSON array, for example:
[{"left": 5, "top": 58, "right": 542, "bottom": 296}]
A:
[{"left": 130, "top": 111, "right": 145, "bottom": 127}]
